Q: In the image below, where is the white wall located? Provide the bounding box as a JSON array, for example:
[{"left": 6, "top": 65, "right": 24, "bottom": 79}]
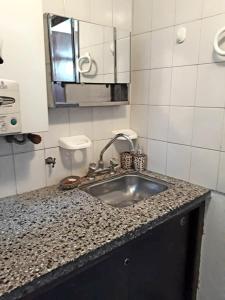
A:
[
  {"left": 131, "top": 0, "right": 225, "bottom": 299},
  {"left": 0, "top": 0, "right": 132, "bottom": 196}
]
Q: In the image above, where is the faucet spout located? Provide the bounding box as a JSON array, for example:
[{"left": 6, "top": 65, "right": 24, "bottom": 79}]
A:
[{"left": 98, "top": 133, "right": 135, "bottom": 169}]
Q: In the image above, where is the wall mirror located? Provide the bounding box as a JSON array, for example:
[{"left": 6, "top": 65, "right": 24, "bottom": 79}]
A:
[{"left": 44, "top": 14, "right": 131, "bottom": 107}]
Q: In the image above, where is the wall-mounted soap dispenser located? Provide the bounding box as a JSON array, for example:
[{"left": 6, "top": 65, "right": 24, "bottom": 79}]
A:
[{"left": 0, "top": 80, "right": 21, "bottom": 135}]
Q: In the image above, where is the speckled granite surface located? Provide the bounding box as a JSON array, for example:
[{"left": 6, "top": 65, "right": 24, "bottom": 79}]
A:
[{"left": 0, "top": 170, "right": 210, "bottom": 300}]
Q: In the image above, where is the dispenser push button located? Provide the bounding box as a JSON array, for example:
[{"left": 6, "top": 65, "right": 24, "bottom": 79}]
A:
[{"left": 11, "top": 118, "right": 17, "bottom": 126}]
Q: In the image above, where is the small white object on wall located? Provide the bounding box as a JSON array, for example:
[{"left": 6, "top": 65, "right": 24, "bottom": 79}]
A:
[
  {"left": 176, "top": 27, "right": 186, "bottom": 44},
  {"left": 59, "top": 135, "right": 92, "bottom": 150},
  {"left": 214, "top": 27, "right": 225, "bottom": 56}
]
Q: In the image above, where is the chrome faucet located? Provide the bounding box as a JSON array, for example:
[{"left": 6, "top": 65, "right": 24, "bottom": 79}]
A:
[
  {"left": 86, "top": 133, "right": 135, "bottom": 179},
  {"left": 98, "top": 133, "right": 135, "bottom": 169}
]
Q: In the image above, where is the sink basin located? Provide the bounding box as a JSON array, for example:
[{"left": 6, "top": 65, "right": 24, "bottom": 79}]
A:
[{"left": 84, "top": 174, "right": 168, "bottom": 208}]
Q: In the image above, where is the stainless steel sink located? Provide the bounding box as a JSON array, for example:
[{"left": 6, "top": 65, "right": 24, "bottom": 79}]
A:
[{"left": 84, "top": 174, "right": 168, "bottom": 208}]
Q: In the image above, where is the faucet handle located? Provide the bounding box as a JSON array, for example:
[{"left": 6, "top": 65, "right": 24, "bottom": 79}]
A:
[
  {"left": 110, "top": 158, "right": 120, "bottom": 173},
  {"left": 110, "top": 158, "right": 119, "bottom": 167},
  {"left": 89, "top": 162, "right": 97, "bottom": 171}
]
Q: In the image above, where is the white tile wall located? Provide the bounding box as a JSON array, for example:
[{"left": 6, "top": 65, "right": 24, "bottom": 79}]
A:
[
  {"left": 173, "top": 21, "right": 201, "bottom": 66},
  {"left": 151, "top": 27, "right": 174, "bottom": 68},
  {"left": 203, "top": 0, "right": 225, "bottom": 17},
  {"left": 0, "top": 0, "right": 132, "bottom": 198},
  {"left": 168, "top": 107, "right": 194, "bottom": 145},
  {"left": 132, "top": 0, "right": 152, "bottom": 34},
  {"left": 196, "top": 63, "right": 225, "bottom": 107},
  {"left": 152, "top": 0, "right": 175, "bottom": 30},
  {"left": 149, "top": 68, "right": 172, "bottom": 105},
  {"left": 148, "top": 106, "right": 170, "bottom": 140},
  {"left": 14, "top": 150, "right": 46, "bottom": 194},
  {"left": 130, "top": 105, "right": 148, "bottom": 138},
  {"left": 199, "top": 14, "right": 225, "bottom": 63},
  {"left": 113, "top": 0, "right": 132, "bottom": 30},
  {"left": 131, "top": 71, "right": 150, "bottom": 104},
  {"left": 175, "top": 0, "right": 203, "bottom": 24},
  {"left": 171, "top": 66, "right": 197, "bottom": 106},
  {"left": 189, "top": 148, "right": 220, "bottom": 189},
  {"left": 166, "top": 143, "right": 191, "bottom": 180},
  {"left": 192, "top": 108, "right": 224, "bottom": 150},
  {"left": 131, "top": 0, "right": 225, "bottom": 193},
  {"left": 132, "top": 33, "right": 151, "bottom": 70},
  {"left": 147, "top": 139, "right": 167, "bottom": 174}
]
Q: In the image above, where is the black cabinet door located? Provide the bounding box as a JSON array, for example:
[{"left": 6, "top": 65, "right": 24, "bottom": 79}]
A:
[
  {"left": 128, "top": 215, "right": 191, "bottom": 300},
  {"left": 32, "top": 249, "right": 129, "bottom": 300}
]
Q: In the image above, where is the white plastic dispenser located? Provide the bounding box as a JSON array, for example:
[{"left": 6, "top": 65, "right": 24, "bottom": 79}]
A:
[{"left": 0, "top": 79, "right": 21, "bottom": 135}]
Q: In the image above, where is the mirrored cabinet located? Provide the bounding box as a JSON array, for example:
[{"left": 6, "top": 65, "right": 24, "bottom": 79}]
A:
[{"left": 44, "top": 14, "right": 131, "bottom": 107}]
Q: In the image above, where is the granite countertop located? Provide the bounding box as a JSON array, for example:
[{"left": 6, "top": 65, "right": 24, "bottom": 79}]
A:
[{"left": 0, "top": 170, "right": 210, "bottom": 300}]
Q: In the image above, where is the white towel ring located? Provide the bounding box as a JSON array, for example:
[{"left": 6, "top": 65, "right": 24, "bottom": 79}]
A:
[
  {"left": 77, "top": 52, "right": 93, "bottom": 74},
  {"left": 214, "top": 26, "right": 225, "bottom": 56}
]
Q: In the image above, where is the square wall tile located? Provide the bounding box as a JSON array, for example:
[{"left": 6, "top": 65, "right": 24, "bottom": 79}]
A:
[
  {"left": 196, "top": 63, "right": 225, "bottom": 107},
  {"left": 168, "top": 107, "right": 194, "bottom": 145},
  {"left": 173, "top": 21, "right": 201, "bottom": 66},
  {"left": 166, "top": 143, "right": 191, "bottom": 180},
  {"left": 90, "top": 0, "right": 112, "bottom": 26},
  {"left": 69, "top": 107, "right": 93, "bottom": 138},
  {"left": 93, "top": 107, "right": 114, "bottom": 140},
  {"left": 149, "top": 68, "right": 172, "bottom": 106},
  {"left": 199, "top": 14, "right": 225, "bottom": 64},
  {"left": 112, "top": 106, "right": 130, "bottom": 130},
  {"left": 0, "top": 137, "right": 12, "bottom": 156},
  {"left": 190, "top": 147, "right": 220, "bottom": 189},
  {"left": 203, "top": 0, "right": 225, "bottom": 17},
  {"left": 64, "top": 0, "right": 91, "bottom": 21},
  {"left": 151, "top": 27, "right": 174, "bottom": 69},
  {"left": 148, "top": 106, "right": 170, "bottom": 141},
  {"left": 133, "top": 0, "right": 152, "bottom": 34},
  {"left": 171, "top": 66, "right": 197, "bottom": 106},
  {"left": 42, "top": 0, "right": 65, "bottom": 15},
  {"left": 152, "top": 0, "right": 175, "bottom": 30},
  {"left": 113, "top": 0, "right": 132, "bottom": 30},
  {"left": 131, "top": 70, "right": 150, "bottom": 105},
  {"left": 175, "top": 0, "right": 203, "bottom": 24},
  {"left": 130, "top": 105, "right": 148, "bottom": 138},
  {"left": 45, "top": 147, "right": 71, "bottom": 186},
  {"left": 0, "top": 155, "right": 16, "bottom": 198},
  {"left": 14, "top": 150, "right": 46, "bottom": 194},
  {"left": 132, "top": 33, "right": 151, "bottom": 70},
  {"left": 147, "top": 139, "right": 167, "bottom": 174},
  {"left": 44, "top": 108, "right": 69, "bottom": 148},
  {"left": 217, "top": 152, "right": 225, "bottom": 193},
  {"left": 192, "top": 108, "right": 224, "bottom": 150}
]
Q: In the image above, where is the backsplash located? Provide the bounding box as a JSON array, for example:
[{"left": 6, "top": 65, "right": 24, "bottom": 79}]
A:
[
  {"left": 0, "top": 0, "right": 132, "bottom": 198},
  {"left": 130, "top": 0, "right": 225, "bottom": 193}
]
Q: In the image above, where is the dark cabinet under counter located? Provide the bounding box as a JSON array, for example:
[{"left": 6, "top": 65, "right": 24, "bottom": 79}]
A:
[{"left": 24, "top": 204, "right": 205, "bottom": 300}]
